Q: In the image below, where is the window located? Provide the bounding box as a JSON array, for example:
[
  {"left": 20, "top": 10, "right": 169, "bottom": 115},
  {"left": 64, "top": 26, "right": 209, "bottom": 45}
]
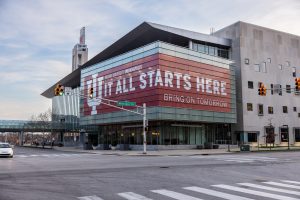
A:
[
  {"left": 281, "top": 127, "right": 288, "bottom": 142},
  {"left": 279, "top": 85, "right": 282, "bottom": 96},
  {"left": 268, "top": 106, "right": 274, "bottom": 114},
  {"left": 267, "top": 58, "right": 271, "bottom": 63},
  {"left": 258, "top": 104, "right": 264, "bottom": 115},
  {"left": 286, "top": 85, "right": 291, "bottom": 93},
  {"left": 247, "top": 103, "right": 253, "bottom": 111},
  {"left": 254, "top": 64, "right": 260, "bottom": 72},
  {"left": 286, "top": 61, "right": 290, "bottom": 67},
  {"left": 248, "top": 132, "right": 257, "bottom": 142},
  {"left": 283, "top": 106, "right": 288, "bottom": 113},
  {"left": 292, "top": 67, "right": 296, "bottom": 77},
  {"left": 294, "top": 107, "right": 297, "bottom": 112},
  {"left": 295, "top": 129, "right": 300, "bottom": 142},
  {"left": 248, "top": 81, "right": 254, "bottom": 89},
  {"left": 271, "top": 84, "right": 274, "bottom": 95},
  {"left": 245, "top": 58, "right": 250, "bottom": 64},
  {"left": 261, "top": 62, "right": 267, "bottom": 73},
  {"left": 278, "top": 64, "right": 283, "bottom": 70}
]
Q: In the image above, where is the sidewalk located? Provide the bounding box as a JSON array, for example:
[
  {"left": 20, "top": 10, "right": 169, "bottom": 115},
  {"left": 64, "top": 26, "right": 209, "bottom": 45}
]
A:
[{"left": 53, "top": 146, "right": 240, "bottom": 156}]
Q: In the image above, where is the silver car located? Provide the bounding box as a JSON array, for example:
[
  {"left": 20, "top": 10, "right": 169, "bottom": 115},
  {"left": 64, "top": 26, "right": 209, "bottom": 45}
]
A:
[{"left": 0, "top": 143, "right": 14, "bottom": 158}]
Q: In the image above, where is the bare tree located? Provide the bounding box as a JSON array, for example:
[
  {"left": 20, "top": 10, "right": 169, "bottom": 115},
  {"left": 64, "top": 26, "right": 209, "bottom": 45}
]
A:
[{"left": 29, "top": 108, "right": 53, "bottom": 147}]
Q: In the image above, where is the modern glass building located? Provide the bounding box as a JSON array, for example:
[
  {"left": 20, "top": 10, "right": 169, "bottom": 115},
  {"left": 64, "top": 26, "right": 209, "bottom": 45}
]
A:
[{"left": 42, "top": 22, "right": 236, "bottom": 149}]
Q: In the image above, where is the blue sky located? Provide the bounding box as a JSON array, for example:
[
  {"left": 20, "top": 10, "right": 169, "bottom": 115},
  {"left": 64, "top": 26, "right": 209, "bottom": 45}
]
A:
[{"left": 0, "top": 0, "right": 300, "bottom": 120}]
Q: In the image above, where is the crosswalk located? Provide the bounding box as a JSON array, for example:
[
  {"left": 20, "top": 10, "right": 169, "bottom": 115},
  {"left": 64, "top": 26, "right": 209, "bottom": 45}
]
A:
[
  {"left": 77, "top": 180, "right": 300, "bottom": 200},
  {"left": 15, "top": 153, "right": 96, "bottom": 158},
  {"left": 188, "top": 155, "right": 288, "bottom": 163}
]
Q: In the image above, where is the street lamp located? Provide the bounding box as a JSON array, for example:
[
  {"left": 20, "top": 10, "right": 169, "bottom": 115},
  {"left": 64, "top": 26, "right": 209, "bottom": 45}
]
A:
[{"left": 282, "top": 124, "right": 289, "bottom": 150}]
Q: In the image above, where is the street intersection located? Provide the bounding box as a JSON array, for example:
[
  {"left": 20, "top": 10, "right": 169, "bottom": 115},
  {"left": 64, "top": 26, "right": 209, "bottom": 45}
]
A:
[{"left": 1, "top": 147, "right": 300, "bottom": 200}]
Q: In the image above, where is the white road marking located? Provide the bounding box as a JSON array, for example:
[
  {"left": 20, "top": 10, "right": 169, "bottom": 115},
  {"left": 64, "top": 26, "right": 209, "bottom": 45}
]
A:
[
  {"left": 238, "top": 182, "right": 300, "bottom": 195},
  {"left": 190, "top": 155, "right": 279, "bottom": 163},
  {"left": 151, "top": 189, "right": 203, "bottom": 200},
  {"left": 16, "top": 155, "right": 28, "bottom": 157},
  {"left": 213, "top": 184, "right": 299, "bottom": 200},
  {"left": 263, "top": 182, "right": 300, "bottom": 189},
  {"left": 118, "top": 192, "right": 152, "bottom": 200},
  {"left": 222, "top": 159, "right": 254, "bottom": 163},
  {"left": 184, "top": 186, "right": 254, "bottom": 200},
  {"left": 77, "top": 195, "right": 104, "bottom": 200},
  {"left": 282, "top": 180, "right": 300, "bottom": 185}
]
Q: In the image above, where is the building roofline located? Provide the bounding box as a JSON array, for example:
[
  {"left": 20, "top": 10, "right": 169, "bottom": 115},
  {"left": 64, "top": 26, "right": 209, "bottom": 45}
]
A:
[{"left": 42, "top": 21, "right": 231, "bottom": 98}]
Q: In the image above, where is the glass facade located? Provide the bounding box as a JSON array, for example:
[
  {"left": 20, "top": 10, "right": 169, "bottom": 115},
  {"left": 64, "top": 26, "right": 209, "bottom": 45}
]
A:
[
  {"left": 94, "top": 122, "right": 230, "bottom": 146},
  {"left": 52, "top": 87, "right": 80, "bottom": 124},
  {"left": 192, "top": 42, "right": 230, "bottom": 59},
  {"left": 80, "top": 41, "right": 236, "bottom": 148}
]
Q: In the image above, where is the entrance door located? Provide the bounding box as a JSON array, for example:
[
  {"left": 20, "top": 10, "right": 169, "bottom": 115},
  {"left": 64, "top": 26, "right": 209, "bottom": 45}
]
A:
[
  {"left": 280, "top": 127, "right": 289, "bottom": 142},
  {"left": 265, "top": 127, "right": 275, "bottom": 144}
]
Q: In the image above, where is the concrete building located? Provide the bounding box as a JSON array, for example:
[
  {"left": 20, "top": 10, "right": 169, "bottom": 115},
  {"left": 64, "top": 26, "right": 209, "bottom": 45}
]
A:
[
  {"left": 72, "top": 27, "right": 88, "bottom": 72},
  {"left": 214, "top": 21, "right": 300, "bottom": 147}
]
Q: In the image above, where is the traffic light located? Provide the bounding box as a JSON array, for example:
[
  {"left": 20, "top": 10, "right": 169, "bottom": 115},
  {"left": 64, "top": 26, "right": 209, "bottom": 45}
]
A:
[
  {"left": 295, "top": 78, "right": 300, "bottom": 90},
  {"left": 59, "top": 85, "right": 64, "bottom": 96},
  {"left": 258, "top": 83, "right": 267, "bottom": 96},
  {"left": 54, "top": 85, "right": 59, "bottom": 96},
  {"left": 89, "top": 87, "right": 94, "bottom": 99},
  {"left": 54, "top": 84, "right": 64, "bottom": 96},
  {"left": 262, "top": 84, "right": 267, "bottom": 96},
  {"left": 144, "top": 126, "right": 149, "bottom": 132}
]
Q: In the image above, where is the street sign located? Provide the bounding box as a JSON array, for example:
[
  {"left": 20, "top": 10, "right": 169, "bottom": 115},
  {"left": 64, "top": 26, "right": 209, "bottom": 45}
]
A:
[{"left": 117, "top": 101, "right": 136, "bottom": 107}]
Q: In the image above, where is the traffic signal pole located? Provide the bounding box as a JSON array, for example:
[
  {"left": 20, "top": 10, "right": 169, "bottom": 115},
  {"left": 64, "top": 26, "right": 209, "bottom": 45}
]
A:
[
  {"left": 143, "top": 103, "right": 147, "bottom": 154},
  {"left": 75, "top": 90, "right": 148, "bottom": 154}
]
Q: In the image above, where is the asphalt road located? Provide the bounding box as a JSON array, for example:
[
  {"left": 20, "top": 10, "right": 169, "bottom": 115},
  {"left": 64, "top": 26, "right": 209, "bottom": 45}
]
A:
[{"left": 1, "top": 147, "right": 300, "bottom": 200}]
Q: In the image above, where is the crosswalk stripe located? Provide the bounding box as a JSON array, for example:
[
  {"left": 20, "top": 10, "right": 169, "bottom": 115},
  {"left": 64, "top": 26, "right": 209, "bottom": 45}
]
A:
[
  {"left": 17, "top": 155, "right": 28, "bottom": 157},
  {"left": 222, "top": 159, "right": 254, "bottom": 163},
  {"left": 264, "top": 182, "right": 300, "bottom": 189},
  {"left": 184, "top": 186, "right": 254, "bottom": 200},
  {"left": 77, "top": 195, "right": 104, "bottom": 200},
  {"left": 151, "top": 189, "right": 203, "bottom": 200},
  {"left": 219, "top": 157, "right": 277, "bottom": 162},
  {"left": 118, "top": 192, "right": 152, "bottom": 200},
  {"left": 282, "top": 180, "right": 300, "bottom": 185},
  {"left": 213, "top": 184, "right": 299, "bottom": 200},
  {"left": 238, "top": 183, "right": 300, "bottom": 195}
]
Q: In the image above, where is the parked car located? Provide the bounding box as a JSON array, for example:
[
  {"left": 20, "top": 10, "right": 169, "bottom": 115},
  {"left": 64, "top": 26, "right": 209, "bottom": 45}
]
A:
[{"left": 0, "top": 143, "right": 14, "bottom": 158}]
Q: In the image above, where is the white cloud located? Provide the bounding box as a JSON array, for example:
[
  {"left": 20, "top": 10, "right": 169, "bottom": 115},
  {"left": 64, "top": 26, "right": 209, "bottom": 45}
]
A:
[
  {"left": 1, "top": 0, "right": 300, "bottom": 120},
  {"left": 0, "top": 98, "right": 51, "bottom": 120}
]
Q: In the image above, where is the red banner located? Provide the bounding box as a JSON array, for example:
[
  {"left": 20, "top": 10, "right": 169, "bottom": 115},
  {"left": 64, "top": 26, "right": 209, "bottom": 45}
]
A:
[{"left": 82, "top": 53, "right": 231, "bottom": 116}]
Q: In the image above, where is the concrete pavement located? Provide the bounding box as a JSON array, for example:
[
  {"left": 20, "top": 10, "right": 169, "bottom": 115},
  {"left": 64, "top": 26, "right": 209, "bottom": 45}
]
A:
[
  {"left": 53, "top": 145, "right": 300, "bottom": 156},
  {"left": 53, "top": 146, "right": 240, "bottom": 156}
]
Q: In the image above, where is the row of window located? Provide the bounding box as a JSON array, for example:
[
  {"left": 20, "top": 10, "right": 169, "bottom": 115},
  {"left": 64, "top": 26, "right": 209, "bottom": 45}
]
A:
[
  {"left": 245, "top": 58, "right": 296, "bottom": 77},
  {"left": 192, "top": 43, "right": 230, "bottom": 59},
  {"left": 248, "top": 81, "right": 299, "bottom": 95},
  {"left": 247, "top": 103, "right": 300, "bottom": 116},
  {"left": 247, "top": 129, "right": 300, "bottom": 143}
]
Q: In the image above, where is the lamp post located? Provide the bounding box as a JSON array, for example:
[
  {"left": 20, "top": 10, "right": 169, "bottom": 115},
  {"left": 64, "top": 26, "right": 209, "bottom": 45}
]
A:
[{"left": 282, "top": 124, "right": 289, "bottom": 150}]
